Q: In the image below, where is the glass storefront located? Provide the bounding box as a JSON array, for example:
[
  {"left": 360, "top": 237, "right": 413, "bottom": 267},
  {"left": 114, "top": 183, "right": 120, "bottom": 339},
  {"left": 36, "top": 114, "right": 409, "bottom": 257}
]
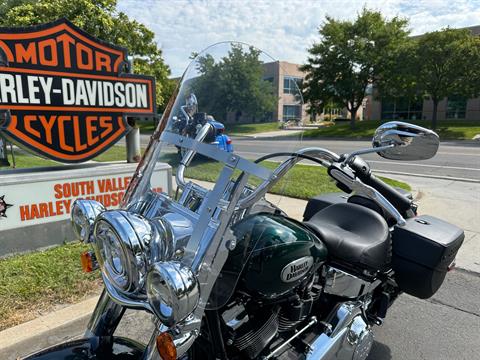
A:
[
  {"left": 381, "top": 97, "right": 423, "bottom": 120},
  {"left": 283, "top": 104, "right": 301, "bottom": 121},
  {"left": 446, "top": 96, "right": 467, "bottom": 119}
]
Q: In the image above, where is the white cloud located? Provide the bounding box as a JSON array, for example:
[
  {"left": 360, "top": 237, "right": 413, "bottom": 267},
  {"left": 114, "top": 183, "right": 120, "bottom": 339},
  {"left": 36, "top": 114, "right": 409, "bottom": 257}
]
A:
[{"left": 117, "top": 0, "right": 480, "bottom": 76}]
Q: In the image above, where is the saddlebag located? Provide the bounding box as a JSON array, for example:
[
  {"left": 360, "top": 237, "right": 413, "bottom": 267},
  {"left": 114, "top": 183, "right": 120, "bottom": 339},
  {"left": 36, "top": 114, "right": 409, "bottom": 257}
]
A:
[{"left": 391, "top": 215, "right": 464, "bottom": 299}]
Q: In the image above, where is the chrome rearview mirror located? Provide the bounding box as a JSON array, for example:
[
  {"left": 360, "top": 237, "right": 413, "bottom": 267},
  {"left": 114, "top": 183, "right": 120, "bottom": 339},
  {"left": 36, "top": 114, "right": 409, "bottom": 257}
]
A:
[{"left": 373, "top": 121, "right": 440, "bottom": 161}]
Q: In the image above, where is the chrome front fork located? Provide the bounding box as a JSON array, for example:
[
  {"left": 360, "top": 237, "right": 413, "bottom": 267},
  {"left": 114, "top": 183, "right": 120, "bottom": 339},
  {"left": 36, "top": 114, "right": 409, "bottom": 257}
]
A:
[
  {"left": 84, "top": 288, "right": 125, "bottom": 337},
  {"left": 85, "top": 289, "right": 163, "bottom": 360}
]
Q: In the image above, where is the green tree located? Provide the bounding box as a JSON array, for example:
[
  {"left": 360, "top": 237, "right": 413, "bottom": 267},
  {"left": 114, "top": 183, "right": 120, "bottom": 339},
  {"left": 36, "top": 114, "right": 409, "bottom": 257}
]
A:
[
  {"left": 410, "top": 28, "right": 480, "bottom": 129},
  {"left": 301, "top": 8, "right": 409, "bottom": 129},
  {"left": 0, "top": 0, "right": 171, "bottom": 109},
  {"left": 192, "top": 45, "right": 276, "bottom": 123},
  {"left": 374, "top": 35, "right": 416, "bottom": 93}
]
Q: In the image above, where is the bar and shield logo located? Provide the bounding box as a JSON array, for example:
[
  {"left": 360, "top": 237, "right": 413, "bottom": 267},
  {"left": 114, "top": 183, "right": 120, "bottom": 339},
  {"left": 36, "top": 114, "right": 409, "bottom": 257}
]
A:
[
  {"left": 0, "top": 19, "right": 156, "bottom": 163},
  {"left": 0, "top": 195, "right": 13, "bottom": 218}
]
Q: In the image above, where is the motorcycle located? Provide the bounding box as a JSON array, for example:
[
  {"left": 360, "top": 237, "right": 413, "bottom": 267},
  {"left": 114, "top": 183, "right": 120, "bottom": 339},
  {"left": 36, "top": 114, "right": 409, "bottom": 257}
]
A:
[
  {"left": 26, "top": 42, "right": 464, "bottom": 360},
  {"left": 172, "top": 93, "right": 233, "bottom": 157}
]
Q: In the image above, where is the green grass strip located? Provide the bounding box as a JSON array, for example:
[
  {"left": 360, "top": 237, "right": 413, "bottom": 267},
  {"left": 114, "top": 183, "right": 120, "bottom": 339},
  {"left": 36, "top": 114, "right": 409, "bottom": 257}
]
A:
[
  {"left": 0, "top": 242, "right": 100, "bottom": 331},
  {"left": 159, "top": 153, "right": 411, "bottom": 199},
  {"left": 302, "top": 120, "right": 480, "bottom": 140}
]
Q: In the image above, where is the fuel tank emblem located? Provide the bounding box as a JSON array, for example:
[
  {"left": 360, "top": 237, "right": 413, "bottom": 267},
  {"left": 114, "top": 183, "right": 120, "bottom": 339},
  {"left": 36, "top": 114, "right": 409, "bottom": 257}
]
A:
[{"left": 280, "top": 256, "right": 314, "bottom": 283}]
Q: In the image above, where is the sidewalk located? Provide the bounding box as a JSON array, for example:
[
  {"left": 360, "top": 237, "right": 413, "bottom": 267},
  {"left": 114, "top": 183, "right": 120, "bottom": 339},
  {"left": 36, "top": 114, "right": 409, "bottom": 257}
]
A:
[{"left": 0, "top": 297, "right": 98, "bottom": 359}]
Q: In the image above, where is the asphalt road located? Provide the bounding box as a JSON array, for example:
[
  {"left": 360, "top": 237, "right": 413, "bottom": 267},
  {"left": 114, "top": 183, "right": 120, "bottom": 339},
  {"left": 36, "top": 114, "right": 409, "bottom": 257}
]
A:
[
  {"left": 367, "top": 269, "right": 480, "bottom": 360},
  {"left": 230, "top": 138, "right": 480, "bottom": 182},
  {"left": 114, "top": 268, "right": 480, "bottom": 360},
  {"left": 140, "top": 135, "right": 480, "bottom": 182}
]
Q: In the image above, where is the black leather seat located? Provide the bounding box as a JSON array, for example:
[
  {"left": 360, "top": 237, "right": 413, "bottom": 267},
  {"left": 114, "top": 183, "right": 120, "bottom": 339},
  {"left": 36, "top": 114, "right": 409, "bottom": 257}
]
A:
[{"left": 304, "top": 203, "right": 391, "bottom": 271}]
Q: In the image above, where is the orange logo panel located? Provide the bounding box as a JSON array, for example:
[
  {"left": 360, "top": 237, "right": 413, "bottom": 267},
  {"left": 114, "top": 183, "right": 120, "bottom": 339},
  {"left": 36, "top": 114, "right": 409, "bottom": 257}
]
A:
[{"left": 0, "top": 19, "right": 156, "bottom": 163}]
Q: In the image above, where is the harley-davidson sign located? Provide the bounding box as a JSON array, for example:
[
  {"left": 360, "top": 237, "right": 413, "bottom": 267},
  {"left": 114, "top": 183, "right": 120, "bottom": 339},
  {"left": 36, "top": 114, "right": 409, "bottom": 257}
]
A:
[{"left": 0, "top": 19, "right": 156, "bottom": 163}]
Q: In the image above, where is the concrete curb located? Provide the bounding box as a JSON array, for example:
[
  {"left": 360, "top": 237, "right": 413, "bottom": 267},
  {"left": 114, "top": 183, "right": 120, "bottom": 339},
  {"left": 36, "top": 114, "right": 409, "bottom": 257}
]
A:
[
  {"left": 373, "top": 169, "right": 480, "bottom": 184},
  {"left": 0, "top": 296, "right": 99, "bottom": 360}
]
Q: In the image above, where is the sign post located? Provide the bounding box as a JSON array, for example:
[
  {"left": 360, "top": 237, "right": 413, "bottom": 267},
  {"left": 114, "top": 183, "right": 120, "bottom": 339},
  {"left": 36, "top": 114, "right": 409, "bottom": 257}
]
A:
[{"left": 0, "top": 133, "right": 9, "bottom": 167}]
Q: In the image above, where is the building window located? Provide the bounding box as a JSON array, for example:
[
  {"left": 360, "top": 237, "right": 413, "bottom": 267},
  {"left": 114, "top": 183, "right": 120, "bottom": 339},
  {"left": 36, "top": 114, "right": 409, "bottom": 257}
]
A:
[
  {"left": 283, "top": 76, "right": 302, "bottom": 94},
  {"left": 283, "top": 105, "right": 301, "bottom": 122},
  {"left": 264, "top": 76, "right": 274, "bottom": 83},
  {"left": 381, "top": 97, "right": 422, "bottom": 120},
  {"left": 446, "top": 96, "right": 467, "bottom": 119}
]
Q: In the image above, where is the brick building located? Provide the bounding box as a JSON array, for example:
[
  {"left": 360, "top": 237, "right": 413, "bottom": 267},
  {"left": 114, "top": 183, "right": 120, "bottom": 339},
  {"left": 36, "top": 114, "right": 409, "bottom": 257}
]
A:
[
  {"left": 365, "top": 25, "right": 480, "bottom": 122},
  {"left": 225, "top": 61, "right": 310, "bottom": 124}
]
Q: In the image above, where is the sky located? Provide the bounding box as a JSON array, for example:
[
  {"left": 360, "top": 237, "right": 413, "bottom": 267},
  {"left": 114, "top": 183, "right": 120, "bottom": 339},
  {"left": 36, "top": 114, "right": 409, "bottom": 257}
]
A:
[{"left": 117, "top": 0, "right": 480, "bottom": 76}]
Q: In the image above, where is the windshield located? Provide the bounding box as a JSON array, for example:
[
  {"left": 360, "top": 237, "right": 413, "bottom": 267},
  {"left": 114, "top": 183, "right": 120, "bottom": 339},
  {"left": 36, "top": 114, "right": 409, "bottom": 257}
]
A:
[
  {"left": 123, "top": 42, "right": 305, "bottom": 207},
  {"left": 121, "top": 42, "right": 307, "bottom": 311}
]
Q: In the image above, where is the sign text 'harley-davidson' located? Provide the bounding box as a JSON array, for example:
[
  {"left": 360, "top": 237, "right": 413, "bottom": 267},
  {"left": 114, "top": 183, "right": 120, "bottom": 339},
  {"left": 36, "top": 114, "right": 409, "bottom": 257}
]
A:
[{"left": 0, "top": 19, "right": 156, "bottom": 163}]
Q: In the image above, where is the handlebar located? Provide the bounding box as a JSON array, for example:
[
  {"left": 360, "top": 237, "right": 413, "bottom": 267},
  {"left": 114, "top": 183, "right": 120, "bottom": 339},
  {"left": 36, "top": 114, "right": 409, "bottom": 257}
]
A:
[
  {"left": 236, "top": 148, "right": 406, "bottom": 226},
  {"left": 361, "top": 174, "right": 412, "bottom": 213},
  {"left": 180, "top": 105, "right": 190, "bottom": 121},
  {"left": 175, "top": 128, "right": 407, "bottom": 226},
  {"left": 348, "top": 156, "right": 412, "bottom": 214},
  {"left": 176, "top": 123, "right": 214, "bottom": 188},
  {"left": 236, "top": 147, "right": 341, "bottom": 209}
]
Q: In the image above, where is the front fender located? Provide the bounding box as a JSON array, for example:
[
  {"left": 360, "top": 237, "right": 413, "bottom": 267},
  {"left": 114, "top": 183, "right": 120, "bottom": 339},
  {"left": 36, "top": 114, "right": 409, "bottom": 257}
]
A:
[{"left": 24, "top": 336, "right": 145, "bottom": 360}]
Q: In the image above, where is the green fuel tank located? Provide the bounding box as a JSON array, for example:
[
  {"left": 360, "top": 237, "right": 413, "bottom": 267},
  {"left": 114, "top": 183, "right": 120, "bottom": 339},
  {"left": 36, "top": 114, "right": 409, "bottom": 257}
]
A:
[{"left": 225, "top": 213, "right": 328, "bottom": 300}]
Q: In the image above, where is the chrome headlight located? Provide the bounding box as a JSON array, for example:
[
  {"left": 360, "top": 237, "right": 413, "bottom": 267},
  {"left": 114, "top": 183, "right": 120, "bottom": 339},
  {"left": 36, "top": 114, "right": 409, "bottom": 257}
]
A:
[
  {"left": 93, "top": 210, "right": 164, "bottom": 294},
  {"left": 147, "top": 261, "right": 199, "bottom": 326},
  {"left": 71, "top": 200, "right": 106, "bottom": 243}
]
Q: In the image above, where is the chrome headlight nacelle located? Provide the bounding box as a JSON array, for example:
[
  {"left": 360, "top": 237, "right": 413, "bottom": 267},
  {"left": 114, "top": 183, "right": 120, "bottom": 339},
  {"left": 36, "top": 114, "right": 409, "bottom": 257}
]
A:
[
  {"left": 93, "top": 210, "right": 168, "bottom": 295},
  {"left": 71, "top": 199, "right": 106, "bottom": 243},
  {"left": 72, "top": 197, "right": 200, "bottom": 326},
  {"left": 93, "top": 210, "right": 200, "bottom": 326}
]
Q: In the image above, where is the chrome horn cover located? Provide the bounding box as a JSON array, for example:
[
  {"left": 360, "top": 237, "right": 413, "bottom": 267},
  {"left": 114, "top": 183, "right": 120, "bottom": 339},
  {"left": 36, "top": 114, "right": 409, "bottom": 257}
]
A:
[{"left": 146, "top": 261, "right": 199, "bottom": 327}]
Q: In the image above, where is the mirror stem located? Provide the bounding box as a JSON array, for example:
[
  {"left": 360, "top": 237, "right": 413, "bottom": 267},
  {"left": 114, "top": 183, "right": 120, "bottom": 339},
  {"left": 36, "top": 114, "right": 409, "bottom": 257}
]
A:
[{"left": 343, "top": 144, "right": 395, "bottom": 165}]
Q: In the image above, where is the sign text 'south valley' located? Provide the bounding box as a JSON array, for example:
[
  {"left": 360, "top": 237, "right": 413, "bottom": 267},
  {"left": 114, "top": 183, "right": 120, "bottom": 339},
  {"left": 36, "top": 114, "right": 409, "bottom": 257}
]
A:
[{"left": 0, "top": 19, "right": 156, "bottom": 163}]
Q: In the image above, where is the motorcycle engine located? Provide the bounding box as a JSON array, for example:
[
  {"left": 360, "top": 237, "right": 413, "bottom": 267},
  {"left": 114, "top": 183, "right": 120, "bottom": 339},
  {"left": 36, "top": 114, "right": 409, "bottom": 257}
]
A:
[{"left": 221, "top": 276, "right": 322, "bottom": 359}]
